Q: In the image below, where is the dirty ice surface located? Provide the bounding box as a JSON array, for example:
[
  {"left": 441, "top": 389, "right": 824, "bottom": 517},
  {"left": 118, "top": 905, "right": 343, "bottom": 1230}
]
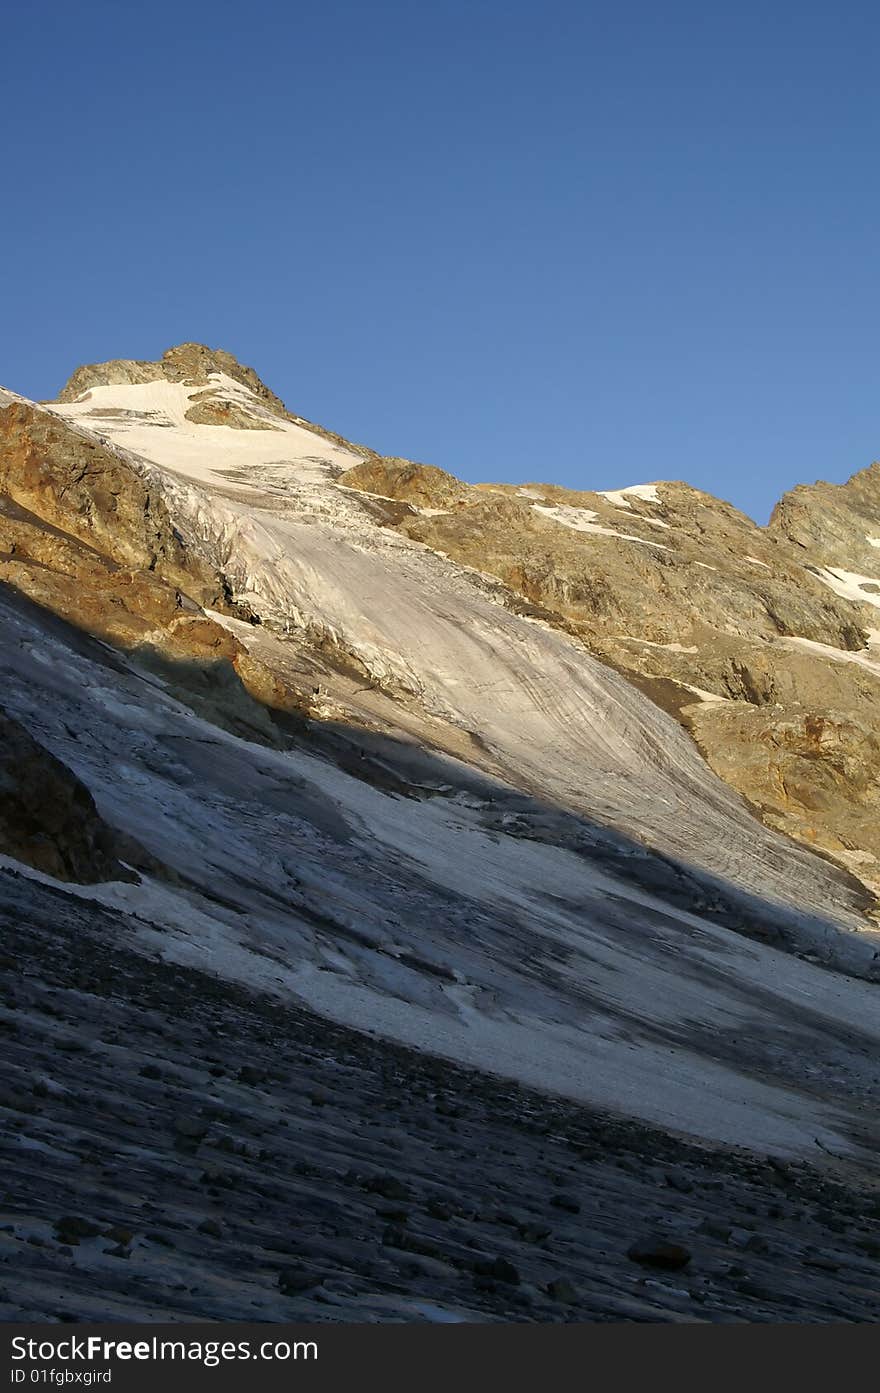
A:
[{"left": 2, "top": 584, "right": 879, "bottom": 1167}]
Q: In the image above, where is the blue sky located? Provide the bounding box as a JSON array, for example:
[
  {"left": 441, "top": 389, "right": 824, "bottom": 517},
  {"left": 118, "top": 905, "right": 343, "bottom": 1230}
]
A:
[{"left": 2, "top": 1, "right": 877, "bottom": 520}]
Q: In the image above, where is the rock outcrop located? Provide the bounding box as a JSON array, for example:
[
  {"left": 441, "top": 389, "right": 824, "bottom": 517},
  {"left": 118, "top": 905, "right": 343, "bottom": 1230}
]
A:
[
  {"left": 0, "top": 709, "right": 138, "bottom": 883},
  {"left": 770, "top": 460, "right": 880, "bottom": 575},
  {"left": 183, "top": 393, "right": 281, "bottom": 430},
  {"left": 340, "top": 457, "right": 471, "bottom": 509},
  {"left": 0, "top": 400, "right": 221, "bottom": 593}
]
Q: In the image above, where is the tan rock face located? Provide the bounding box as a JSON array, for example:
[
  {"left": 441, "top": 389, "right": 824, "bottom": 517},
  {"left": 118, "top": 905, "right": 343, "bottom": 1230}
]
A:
[
  {"left": 770, "top": 461, "right": 880, "bottom": 574},
  {"left": 183, "top": 395, "right": 281, "bottom": 430},
  {"left": 340, "top": 457, "right": 471, "bottom": 508},
  {"left": 686, "top": 702, "right": 880, "bottom": 890},
  {"left": 391, "top": 478, "right": 868, "bottom": 649},
  {"left": 340, "top": 458, "right": 880, "bottom": 903},
  {"left": 0, "top": 401, "right": 222, "bottom": 597}
]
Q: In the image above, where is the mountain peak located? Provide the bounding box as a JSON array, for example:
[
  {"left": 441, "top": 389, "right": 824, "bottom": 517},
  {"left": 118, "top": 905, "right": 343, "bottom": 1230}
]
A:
[{"left": 54, "top": 342, "right": 290, "bottom": 420}]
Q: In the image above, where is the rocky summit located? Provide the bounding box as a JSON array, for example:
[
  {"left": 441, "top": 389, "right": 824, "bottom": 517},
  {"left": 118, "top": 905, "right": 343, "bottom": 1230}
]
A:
[{"left": 0, "top": 345, "right": 878, "bottom": 1324}]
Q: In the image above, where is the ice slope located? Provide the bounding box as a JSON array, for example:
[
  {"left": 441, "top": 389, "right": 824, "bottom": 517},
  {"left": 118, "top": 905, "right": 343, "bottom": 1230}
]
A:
[
  {"left": 46, "top": 377, "right": 878, "bottom": 958},
  {"left": 1, "top": 586, "right": 879, "bottom": 1164}
]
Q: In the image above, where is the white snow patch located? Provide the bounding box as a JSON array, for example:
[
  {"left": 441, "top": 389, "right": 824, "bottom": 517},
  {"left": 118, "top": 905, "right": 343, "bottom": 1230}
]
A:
[
  {"left": 532, "top": 504, "right": 670, "bottom": 550},
  {"left": 681, "top": 683, "right": 728, "bottom": 703},
  {"left": 812, "top": 566, "right": 880, "bottom": 610},
  {"left": 599, "top": 483, "right": 662, "bottom": 509},
  {"left": 620, "top": 637, "right": 699, "bottom": 654},
  {"left": 784, "top": 634, "right": 880, "bottom": 677},
  {"left": 49, "top": 373, "right": 365, "bottom": 493}
]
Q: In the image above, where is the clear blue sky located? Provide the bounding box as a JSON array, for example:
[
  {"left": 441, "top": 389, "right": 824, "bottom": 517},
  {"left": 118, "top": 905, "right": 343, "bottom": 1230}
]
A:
[{"left": 2, "top": 1, "right": 878, "bottom": 521}]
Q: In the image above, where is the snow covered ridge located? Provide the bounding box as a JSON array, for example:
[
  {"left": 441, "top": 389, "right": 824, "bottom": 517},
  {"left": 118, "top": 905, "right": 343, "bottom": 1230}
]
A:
[
  {"left": 0, "top": 386, "right": 30, "bottom": 408},
  {"left": 49, "top": 372, "right": 365, "bottom": 490}
]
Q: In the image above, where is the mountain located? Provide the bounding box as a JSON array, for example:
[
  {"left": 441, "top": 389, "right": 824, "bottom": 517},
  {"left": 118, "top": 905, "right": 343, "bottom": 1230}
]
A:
[{"left": 1, "top": 345, "right": 878, "bottom": 1323}]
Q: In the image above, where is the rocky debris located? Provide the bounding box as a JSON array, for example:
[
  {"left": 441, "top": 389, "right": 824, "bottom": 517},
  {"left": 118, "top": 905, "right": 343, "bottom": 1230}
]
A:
[
  {"left": 546, "top": 1277, "right": 578, "bottom": 1303},
  {"left": 104, "top": 1226, "right": 134, "bottom": 1245},
  {"left": 626, "top": 1238, "right": 693, "bottom": 1270},
  {"left": 549, "top": 1192, "right": 581, "bottom": 1213},
  {"left": 278, "top": 1267, "right": 322, "bottom": 1296},
  {"left": 53, "top": 1217, "right": 101, "bottom": 1244},
  {"left": 172, "top": 1116, "right": 210, "bottom": 1144},
  {"left": 0, "top": 709, "right": 140, "bottom": 883},
  {"left": 364, "top": 1175, "right": 413, "bottom": 1202},
  {"left": 473, "top": 1256, "right": 521, "bottom": 1286},
  {"left": 2, "top": 870, "right": 878, "bottom": 1324}
]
